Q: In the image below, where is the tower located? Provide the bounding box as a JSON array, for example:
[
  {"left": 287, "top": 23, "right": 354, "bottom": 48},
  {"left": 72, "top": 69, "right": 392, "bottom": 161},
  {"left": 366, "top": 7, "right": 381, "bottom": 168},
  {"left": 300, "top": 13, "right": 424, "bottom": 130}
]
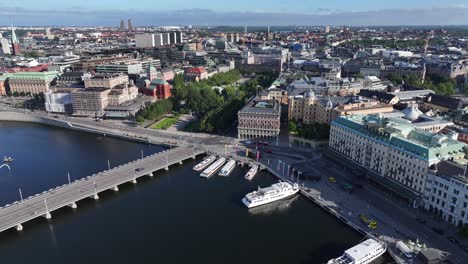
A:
[
  {"left": 119, "top": 20, "right": 126, "bottom": 31},
  {"left": 11, "top": 25, "right": 21, "bottom": 55},
  {"left": 128, "top": 19, "right": 134, "bottom": 31},
  {"left": 147, "top": 62, "right": 157, "bottom": 81}
]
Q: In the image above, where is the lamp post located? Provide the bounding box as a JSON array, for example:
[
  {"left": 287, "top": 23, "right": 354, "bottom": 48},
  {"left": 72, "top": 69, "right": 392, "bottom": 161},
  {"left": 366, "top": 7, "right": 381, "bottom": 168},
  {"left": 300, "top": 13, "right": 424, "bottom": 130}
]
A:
[
  {"left": 67, "top": 172, "right": 71, "bottom": 185},
  {"left": 107, "top": 160, "right": 111, "bottom": 171},
  {"left": 18, "top": 188, "right": 23, "bottom": 202}
]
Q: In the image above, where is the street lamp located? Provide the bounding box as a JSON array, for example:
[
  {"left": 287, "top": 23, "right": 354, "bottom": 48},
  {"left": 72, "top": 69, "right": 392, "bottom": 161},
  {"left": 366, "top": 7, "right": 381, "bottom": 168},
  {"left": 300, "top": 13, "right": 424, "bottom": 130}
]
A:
[
  {"left": 67, "top": 172, "right": 71, "bottom": 185},
  {"left": 18, "top": 188, "right": 23, "bottom": 202}
]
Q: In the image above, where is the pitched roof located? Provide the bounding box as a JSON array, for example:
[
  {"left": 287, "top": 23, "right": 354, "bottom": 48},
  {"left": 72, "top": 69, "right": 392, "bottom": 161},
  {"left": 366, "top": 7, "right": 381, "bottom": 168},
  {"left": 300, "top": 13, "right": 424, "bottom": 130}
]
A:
[{"left": 424, "top": 93, "right": 464, "bottom": 110}]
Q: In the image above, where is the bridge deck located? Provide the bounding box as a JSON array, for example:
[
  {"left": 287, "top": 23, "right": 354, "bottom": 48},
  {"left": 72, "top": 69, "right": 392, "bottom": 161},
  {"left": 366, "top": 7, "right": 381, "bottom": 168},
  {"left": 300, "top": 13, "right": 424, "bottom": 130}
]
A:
[{"left": 0, "top": 145, "right": 204, "bottom": 233}]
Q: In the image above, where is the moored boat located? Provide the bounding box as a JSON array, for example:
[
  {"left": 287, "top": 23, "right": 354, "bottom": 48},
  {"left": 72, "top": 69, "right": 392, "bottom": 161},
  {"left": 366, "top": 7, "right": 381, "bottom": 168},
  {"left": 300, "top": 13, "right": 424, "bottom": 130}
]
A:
[
  {"left": 219, "top": 159, "right": 236, "bottom": 176},
  {"left": 193, "top": 155, "right": 216, "bottom": 171},
  {"left": 200, "top": 158, "right": 226, "bottom": 178},
  {"left": 242, "top": 181, "right": 299, "bottom": 208}
]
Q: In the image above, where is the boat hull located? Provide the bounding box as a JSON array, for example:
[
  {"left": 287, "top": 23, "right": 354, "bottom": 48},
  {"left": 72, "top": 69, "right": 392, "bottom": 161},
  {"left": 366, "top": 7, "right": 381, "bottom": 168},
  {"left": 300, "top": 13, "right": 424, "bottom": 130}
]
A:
[{"left": 242, "top": 189, "right": 299, "bottom": 208}]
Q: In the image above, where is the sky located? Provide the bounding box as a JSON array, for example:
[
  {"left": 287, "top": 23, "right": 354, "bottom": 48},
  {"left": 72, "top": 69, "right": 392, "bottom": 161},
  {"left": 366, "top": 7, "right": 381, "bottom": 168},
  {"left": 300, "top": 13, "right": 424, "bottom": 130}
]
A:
[{"left": 1, "top": 0, "right": 468, "bottom": 26}]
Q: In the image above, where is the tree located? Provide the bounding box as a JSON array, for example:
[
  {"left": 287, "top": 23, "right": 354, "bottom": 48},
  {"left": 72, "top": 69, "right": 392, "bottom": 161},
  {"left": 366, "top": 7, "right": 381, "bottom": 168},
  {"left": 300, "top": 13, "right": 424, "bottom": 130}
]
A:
[{"left": 288, "top": 121, "right": 297, "bottom": 133}]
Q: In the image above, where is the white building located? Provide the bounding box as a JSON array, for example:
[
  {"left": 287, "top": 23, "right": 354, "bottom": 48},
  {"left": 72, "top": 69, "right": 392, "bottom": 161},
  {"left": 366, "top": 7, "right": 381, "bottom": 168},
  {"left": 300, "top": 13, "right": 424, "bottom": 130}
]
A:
[
  {"left": 424, "top": 161, "right": 468, "bottom": 227},
  {"left": 329, "top": 112, "right": 466, "bottom": 202},
  {"left": 44, "top": 91, "right": 73, "bottom": 114}
]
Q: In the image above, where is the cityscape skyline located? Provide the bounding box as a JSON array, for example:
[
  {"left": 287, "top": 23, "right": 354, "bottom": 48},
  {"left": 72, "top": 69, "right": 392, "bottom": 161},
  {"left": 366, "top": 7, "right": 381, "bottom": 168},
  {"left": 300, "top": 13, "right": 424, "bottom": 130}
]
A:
[{"left": 0, "top": 1, "right": 468, "bottom": 26}]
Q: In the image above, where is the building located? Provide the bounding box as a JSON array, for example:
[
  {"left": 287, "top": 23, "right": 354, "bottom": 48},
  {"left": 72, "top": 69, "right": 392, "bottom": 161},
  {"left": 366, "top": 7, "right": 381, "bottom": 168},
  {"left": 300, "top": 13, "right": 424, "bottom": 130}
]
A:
[
  {"left": 237, "top": 98, "right": 281, "bottom": 141},
  {"left": 107, "top": 83, "right": 138, "bottom": 106},
  {"left": 422, "top": 93, "right": 466, "bottom": 114},
  {"left": 119, "top": 19, "right": 126, "bottom": 31},
  {"left": 83, "top": 73, "right": 128, "bottom": 89},
  {"left": 127, "top": 19, "right": 134, "bottom": 31},
  {"left": 424, "top": 161, "right": 468, "bottom": 227},
  {"left": 8, "top": 71, "right": 59, "bottom": 94},
  {"left": 11, "top": 26, "right": 21, "bottom": 55},
  {"left": 44, "top": 90, "right": 75, "bottom": 114},
  {"left": 140, "top": 79, "right": 171, "bottom": 99},
  {"left": 0, "top": 73, "right": 12, "bottom": 95},
  {"left": 56, "top": 72, "right": 84, "bottom": 87},
  {"left": 226, "top": 33, "right": 240, "bottom": 43},
  {"left": 96, "top": 62, "right": 143, "bottom": 75},
  {"left": 185, "top": 67, "right": 208, "bottom": 81},
  {"left": 135, "top": 32, "right": 183, "bottom": 48},
  {"left": 70, "top": 88, "right": 111, "bottom": 116},
  {"left": 328, "top": 113, "right": 466, "bottom": 202},
  {"left": 0, "top": 38, "right": 11, "bottom": 55}
]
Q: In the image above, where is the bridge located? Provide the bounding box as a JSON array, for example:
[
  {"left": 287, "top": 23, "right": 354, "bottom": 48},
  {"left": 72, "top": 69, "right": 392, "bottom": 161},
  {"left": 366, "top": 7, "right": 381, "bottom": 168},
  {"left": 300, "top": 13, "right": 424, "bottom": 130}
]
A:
[{"left": 0, "top": 145, "right": 205, "bottom": 233}]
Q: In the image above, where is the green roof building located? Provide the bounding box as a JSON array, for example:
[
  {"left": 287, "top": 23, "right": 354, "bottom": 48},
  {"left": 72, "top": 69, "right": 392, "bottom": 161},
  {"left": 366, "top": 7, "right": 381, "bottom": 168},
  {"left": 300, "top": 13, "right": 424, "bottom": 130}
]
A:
[
  {"left": 329, "top": 113, "right": 467, "bottom": 201},
  {"left": 9, "top": 71, "right": 60, "bottom": 94}
]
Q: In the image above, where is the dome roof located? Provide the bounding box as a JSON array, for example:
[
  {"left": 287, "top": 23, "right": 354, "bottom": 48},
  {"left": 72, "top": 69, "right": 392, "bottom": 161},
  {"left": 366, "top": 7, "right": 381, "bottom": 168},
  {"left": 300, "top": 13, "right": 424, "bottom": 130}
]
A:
[
  {"left": 402, "top": 104, "right": 423, "bottom": 121},
  {"left": 305, "top": 89, "right": 315, "bottom": 99},
  {"left": 325, "top": 97, "right": 333, "bottom": 110}
]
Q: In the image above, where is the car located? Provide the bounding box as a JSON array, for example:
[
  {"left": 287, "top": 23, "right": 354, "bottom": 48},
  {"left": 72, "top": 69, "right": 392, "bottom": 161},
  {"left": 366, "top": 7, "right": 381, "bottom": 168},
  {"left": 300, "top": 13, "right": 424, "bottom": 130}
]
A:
[
  {"left": 431, "top": 227, "right": 444, "bottom": 235},
  {"left": 135, "top": 167, "right": 144, "bottom": 172}
]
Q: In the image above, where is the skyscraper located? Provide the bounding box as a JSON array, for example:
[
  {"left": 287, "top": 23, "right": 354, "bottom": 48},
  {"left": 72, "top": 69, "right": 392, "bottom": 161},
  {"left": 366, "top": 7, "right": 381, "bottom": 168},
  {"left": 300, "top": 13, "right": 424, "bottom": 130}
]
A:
[
  {"left": 119, "top": 20, "right": 126, "bottom": 31},
  {"left": 128, "top": 19, "right": 134, "bottom": 31}
]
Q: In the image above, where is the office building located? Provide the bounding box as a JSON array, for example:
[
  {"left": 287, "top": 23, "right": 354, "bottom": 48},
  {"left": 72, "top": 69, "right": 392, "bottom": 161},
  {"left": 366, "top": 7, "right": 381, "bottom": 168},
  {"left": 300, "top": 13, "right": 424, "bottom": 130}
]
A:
[
  {"left": 128, "top": 19, "right": 134, "bottom": 31},
  {"left": 328, "top": 113, "right": 466, "bottom": 202},
  {"left": 9, "top": 71, "right": 59, "bottom": 94},
  {"left": 44, "top": 90, "right": 75, "bottom": 114},
  {"left": 119, "top": 19, "right": 126, "bottom": 31},
  {"left": 83, "top": 73, "right": 128, "bottom": 89},
  {"left": 70, "top": 88, "right": 111, "bottom": 116},
  {"left": 237, "top": 98, "right": 281, "bottom": 141},
  {"left": 424, "top": 161, "right": 468, "bottom": 227}
]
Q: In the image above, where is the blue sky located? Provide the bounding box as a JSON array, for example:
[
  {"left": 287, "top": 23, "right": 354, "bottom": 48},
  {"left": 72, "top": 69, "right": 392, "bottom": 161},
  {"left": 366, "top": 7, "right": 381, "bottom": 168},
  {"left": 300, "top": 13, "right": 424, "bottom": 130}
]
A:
[{"left": 1, "top": 0, "right": 468, "bottom": 26}]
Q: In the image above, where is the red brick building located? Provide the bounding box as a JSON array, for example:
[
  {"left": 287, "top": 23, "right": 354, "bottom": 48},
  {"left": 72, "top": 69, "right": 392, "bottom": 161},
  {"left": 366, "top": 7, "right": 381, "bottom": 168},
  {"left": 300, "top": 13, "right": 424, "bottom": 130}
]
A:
[{"left": 140, "top": 79, "right": 171, "bottom": 99}]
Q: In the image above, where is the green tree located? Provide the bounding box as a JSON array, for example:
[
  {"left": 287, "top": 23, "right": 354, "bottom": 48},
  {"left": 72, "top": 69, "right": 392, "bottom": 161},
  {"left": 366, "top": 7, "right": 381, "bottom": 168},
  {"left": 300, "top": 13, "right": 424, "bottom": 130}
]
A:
[{"left": 288, "top": 121, "right": 297, "bottom": 133}]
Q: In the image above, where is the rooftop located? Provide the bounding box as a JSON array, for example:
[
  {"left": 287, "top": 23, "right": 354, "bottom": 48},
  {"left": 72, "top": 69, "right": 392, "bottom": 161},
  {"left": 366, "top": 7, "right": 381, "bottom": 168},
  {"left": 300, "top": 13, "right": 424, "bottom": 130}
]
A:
[
  {"left": 239, "top": 98, "right": 280, "bottom": 115},
  {"left": 334, "top": 113, "right": 466, "bottom": 162}
]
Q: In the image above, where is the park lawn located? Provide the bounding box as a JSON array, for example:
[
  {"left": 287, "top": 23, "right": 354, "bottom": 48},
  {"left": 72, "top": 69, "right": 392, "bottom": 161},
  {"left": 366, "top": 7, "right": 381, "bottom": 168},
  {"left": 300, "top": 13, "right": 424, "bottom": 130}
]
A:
[{"left": 150, "top": 117, "right": 178, "bottom": 130}]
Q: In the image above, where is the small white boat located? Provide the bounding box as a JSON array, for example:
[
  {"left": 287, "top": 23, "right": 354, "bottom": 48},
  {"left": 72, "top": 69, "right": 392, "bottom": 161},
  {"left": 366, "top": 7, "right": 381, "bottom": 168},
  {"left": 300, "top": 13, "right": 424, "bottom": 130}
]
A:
[
  {"left": 3, "top": 156, "right": 13, "bottom": 162},
  {"left": 327, "top": 238, "right": 387, "bottom": 264},
  {"left": 219, "top": 159, "right": 236, "bottom": 176},
  {"left": 193, "top": 155, "right": 216, "bottom": 171},
  {"left": 200, "top": 158, "right": 226, "bottom": 178},
  {"left": 244, "top": 165, "right": 258, "bottom": 181}
]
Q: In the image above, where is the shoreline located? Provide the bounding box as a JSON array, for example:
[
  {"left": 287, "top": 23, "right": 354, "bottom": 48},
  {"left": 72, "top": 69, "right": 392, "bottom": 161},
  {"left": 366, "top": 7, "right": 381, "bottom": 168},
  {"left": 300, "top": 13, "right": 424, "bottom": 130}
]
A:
[{"left": 0, "top": 111, "right": 165, "bottom": 146}]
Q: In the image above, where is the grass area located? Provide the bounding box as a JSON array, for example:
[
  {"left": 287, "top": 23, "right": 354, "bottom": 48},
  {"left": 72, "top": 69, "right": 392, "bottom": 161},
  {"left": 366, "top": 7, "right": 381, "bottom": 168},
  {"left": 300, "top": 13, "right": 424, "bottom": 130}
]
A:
[
  {"left": 183, "top": 120, "right": 201, "bottom": 132},
  {"left": 150, "top": 117, "right": 178, "bottom": 130}
]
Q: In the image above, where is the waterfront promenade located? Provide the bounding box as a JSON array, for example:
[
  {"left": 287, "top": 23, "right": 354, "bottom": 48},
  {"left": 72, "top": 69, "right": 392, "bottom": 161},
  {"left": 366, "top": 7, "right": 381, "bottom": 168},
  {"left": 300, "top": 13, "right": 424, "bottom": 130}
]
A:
[{"left": 0, "top": 145, "right": 204, "bottom": 233}]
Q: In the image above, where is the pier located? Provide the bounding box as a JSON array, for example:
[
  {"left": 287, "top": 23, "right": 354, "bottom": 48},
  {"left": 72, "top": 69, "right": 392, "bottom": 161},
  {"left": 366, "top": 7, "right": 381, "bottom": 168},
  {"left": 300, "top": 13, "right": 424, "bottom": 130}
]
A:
[{"left": 0, "top": 145, "right": 204, "bottom": 233}]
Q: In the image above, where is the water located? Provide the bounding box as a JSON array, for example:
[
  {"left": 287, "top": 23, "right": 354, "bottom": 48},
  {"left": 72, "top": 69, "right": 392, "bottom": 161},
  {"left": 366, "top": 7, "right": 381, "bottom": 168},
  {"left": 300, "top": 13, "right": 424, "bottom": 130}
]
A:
[{"left": 0, "top": 122, "right": 390, "bottom": 264}]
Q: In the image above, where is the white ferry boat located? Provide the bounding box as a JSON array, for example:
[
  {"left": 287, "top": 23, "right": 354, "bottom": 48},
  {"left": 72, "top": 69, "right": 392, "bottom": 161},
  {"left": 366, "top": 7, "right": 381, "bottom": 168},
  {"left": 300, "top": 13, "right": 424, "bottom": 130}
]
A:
[
  {"left": 200, "top": 158, "right": 226, "bottom": 178},
  {"left": 242, "top": 181, "right": 299, "bottom": 208},
  {"left": 219, "top": 159, "right": 236, "bottom": 176},
  {"left": 244, "top": 165, "right": 258, "bottom": 180},
  {"left": 327, "top": 238, "right": 387, "bottom": 264},
  {"left": 193, "top": 155, "right": 216, "bottom": 171}
]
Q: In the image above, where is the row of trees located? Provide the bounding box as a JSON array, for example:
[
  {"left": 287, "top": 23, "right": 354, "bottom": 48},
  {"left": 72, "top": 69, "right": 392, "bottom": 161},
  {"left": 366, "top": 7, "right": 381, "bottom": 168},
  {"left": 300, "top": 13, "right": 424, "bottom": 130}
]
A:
[
  {"left": 135, "top": 99, "right": 173, "bottom": 124},
  {"left": 288, "top": 121, "right": 330, "bottom": 140},
  {"left": 387, "top": 73, "right": 456, "bottom": 96}
]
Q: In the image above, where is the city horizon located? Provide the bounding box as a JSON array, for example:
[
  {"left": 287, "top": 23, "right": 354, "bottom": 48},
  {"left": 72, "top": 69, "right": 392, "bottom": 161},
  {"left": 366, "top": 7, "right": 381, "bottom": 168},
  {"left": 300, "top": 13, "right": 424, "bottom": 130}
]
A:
[{"left": 1, "top": 0, "right": 468, "bottom": 26}]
